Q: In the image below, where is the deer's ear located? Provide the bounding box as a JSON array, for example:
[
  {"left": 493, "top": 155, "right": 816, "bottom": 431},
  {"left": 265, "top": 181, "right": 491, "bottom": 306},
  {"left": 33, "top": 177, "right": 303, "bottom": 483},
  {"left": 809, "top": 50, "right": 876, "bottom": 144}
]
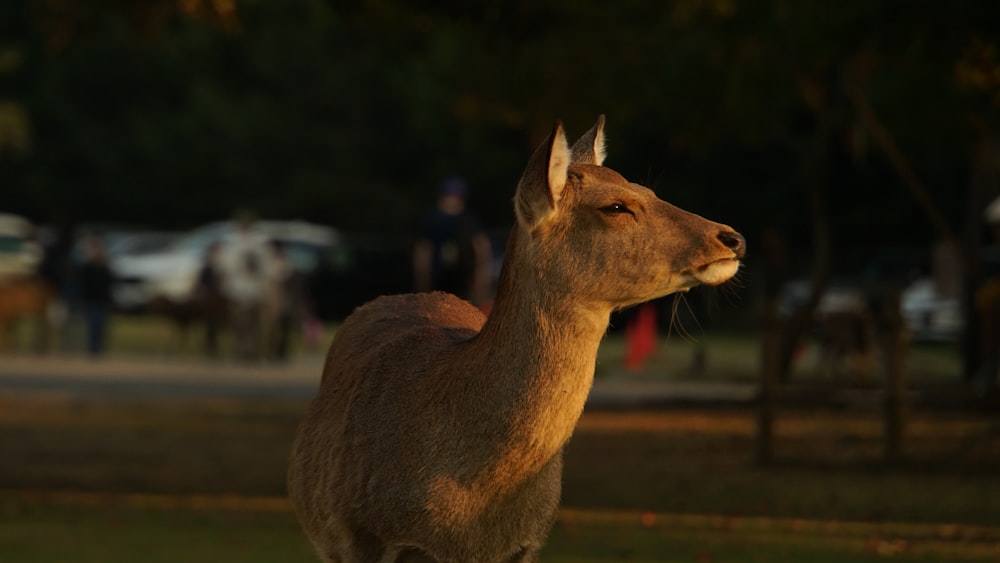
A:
[
  {"left": 515, "top": 121, "right": 570, "bottom": 230},
  {"left": 569, "top": 114, "right": 607, "bottom": 166}
]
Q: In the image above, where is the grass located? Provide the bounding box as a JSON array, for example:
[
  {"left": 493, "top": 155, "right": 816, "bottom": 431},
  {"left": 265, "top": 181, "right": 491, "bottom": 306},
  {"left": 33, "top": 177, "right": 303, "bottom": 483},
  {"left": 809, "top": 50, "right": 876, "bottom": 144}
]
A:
[
  {"left": 2, "top": 315, "right": 996, "bottom": 561},
  {"left": 7, "top": 313, "right": 337, "bottom": 360},
  {"left": 595, "top": 327, "right": 963, "bottom": 384},
  {"left": 0, "top": 501, "right": 315, "bottom": 563},
  {"left": 2, "top": 391, "right": 999, "bottom": 561},
  {"left": 10, "top": 312, "right": 964, "bottom": 384},
  {"left": 4, "top": 396, "right": 998, "bottom": 520},
  {"left": 563, "top": 411, "right": 1000, "bottom": 525},
  {"left": 3, "top": 497, "right": 999, "bottom": 562},
  {"left": 545, "top": 510, "right": 1000, "bottom": 562}
]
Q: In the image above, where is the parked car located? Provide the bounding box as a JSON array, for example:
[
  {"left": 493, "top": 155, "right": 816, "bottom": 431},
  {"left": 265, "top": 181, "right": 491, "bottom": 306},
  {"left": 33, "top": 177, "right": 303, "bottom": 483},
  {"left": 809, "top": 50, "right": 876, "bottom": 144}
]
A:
[
  {"left": 111, "top": 220, "right": 340, "bottom": 311},
  {"left": 900, "top": 277, "right": 962, "bottom": 341},
  {"left": 777, "top": 278, "right": 870, "bottom": 318},
  {"left": 102, "top": 230, "right": 181, "bottom": 260},
  {"left": 778, "top": 275, "right": 962, "bottom": 342},
  {"left": 0, "top": 213, "right": 43, "bottom": 283}
]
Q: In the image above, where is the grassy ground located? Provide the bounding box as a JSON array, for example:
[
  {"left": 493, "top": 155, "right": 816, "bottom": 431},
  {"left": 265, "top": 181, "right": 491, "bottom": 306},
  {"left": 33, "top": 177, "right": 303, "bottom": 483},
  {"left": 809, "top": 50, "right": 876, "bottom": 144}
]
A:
[
  {"left": 2, "top": 391, "right": 998, "bottom": 561},
  {"left": 3, "top": 315, "right": 997, "bottom": 561},
  {"left": 4, "top": 499, "right": 999, "bottom": 563},
  {"left": 7, "top": 313, "right": 337, "bottom": 360},
  {"left": 595, "top": 327, "right": 963, "bottom": 384},
  {"left": 10, "top": 311, "right": 965, "bottom": 383},
  {"left": 1, "top": 500, "right": 315, "bottom": 563}
]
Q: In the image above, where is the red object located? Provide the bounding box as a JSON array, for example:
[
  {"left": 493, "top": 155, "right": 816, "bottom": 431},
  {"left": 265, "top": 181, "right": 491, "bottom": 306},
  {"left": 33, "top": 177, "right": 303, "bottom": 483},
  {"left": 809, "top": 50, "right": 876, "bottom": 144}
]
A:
[{"left": 625, "top": 303, "right": 657, "bottom": 372}]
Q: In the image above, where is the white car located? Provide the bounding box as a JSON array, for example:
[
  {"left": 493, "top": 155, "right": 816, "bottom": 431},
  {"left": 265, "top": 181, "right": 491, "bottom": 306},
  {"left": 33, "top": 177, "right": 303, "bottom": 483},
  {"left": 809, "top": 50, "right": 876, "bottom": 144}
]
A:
[
  {"left": 111, "top": 220, "right": 340, "bottom": 311},
  {"left": 901, "top": 277, "right": 962, "bottom": 341},
  {"left": 0, "top": 213, "right": 43, "bottom": 283}
]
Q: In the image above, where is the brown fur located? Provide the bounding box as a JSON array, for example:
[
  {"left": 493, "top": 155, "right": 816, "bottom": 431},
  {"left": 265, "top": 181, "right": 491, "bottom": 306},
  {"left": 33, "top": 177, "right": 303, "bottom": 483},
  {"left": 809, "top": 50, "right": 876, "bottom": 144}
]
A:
[
  {"left": 288, "top": 116, "right": 746, "bottom": 562},
  {"left": 0, "top": 278, "right": 54, "bottom": 352}
]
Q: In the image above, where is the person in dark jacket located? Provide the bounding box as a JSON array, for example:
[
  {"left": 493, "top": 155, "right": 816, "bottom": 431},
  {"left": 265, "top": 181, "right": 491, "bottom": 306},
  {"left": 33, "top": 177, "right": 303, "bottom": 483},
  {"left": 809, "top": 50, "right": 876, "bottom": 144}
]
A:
[
  {"left": 194, "top": 241, "right": 227, "bottom": 357},
  {"left": 413, "top": 177, "right": 492, "bottom": 308},
  {"left": 78, "top": 235, "right": 114, "bottom": 356}
]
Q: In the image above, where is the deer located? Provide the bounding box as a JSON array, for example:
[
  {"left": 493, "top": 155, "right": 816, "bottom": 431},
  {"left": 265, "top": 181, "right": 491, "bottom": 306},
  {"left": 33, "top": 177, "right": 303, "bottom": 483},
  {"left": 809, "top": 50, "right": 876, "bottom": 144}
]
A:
[
  {"left": 0, "top": 278, "right": 55, "bottom": 353},
  {"left": 288, "top": 116, "right": 746, "bottom": 563}
]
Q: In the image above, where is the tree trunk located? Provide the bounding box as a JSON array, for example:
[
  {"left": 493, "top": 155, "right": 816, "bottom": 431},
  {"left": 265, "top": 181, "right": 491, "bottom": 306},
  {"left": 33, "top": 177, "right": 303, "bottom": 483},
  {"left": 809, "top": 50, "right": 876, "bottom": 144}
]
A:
[
  {"left": 775, "top": 177, "right": 831, "bottom": 383},
  {"left": 757, "top": 76, "right": 835, "bottom": 462},
  {"left": 961, "top": 135, "right": 999, "bottom": 381},
  {"left": 775, "top": 118, "right": 833, "bottom": 383},
  {"left": 757, "top": 296, "right": 781, "bottom": 465}
]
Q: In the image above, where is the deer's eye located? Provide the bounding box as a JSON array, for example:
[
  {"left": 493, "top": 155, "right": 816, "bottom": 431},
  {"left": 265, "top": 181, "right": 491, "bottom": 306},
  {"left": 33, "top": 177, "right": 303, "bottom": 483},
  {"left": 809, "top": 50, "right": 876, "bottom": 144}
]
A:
[{"left": 599, "top": 203, "right": 632, "bottom": 215}]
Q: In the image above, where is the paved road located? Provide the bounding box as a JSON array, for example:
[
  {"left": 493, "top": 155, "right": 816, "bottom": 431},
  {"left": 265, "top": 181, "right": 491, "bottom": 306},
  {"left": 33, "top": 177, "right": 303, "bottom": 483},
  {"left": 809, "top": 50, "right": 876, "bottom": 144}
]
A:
[
  {"left": 0, "top": 355, "right": 323, "bottom": 399},
  {"left": 2, "top": 354, "right": 994, "bottom": 411},
  {"left": 0, "top": 354, "right": 759, "bottom": 407}
]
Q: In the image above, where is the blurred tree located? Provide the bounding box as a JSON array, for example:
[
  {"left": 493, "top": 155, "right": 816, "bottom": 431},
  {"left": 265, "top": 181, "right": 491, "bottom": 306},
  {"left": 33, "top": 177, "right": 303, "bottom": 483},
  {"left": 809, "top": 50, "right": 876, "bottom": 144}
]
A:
[{"left": 3, "top": 1, "right": 999, "bottom": 371}]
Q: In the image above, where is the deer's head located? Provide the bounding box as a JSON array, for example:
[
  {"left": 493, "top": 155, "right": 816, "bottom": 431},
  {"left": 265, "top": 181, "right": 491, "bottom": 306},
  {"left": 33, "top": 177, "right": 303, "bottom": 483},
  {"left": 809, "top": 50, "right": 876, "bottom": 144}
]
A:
[{"left": 513, "top": 116, "right": 745, "bottom": 311}]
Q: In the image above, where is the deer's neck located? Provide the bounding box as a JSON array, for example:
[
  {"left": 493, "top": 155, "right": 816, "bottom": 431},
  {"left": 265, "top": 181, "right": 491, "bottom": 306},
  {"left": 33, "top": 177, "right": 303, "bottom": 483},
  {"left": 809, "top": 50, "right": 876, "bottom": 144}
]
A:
[{"left": 460, "top": 232, "right": 610, "bottom": 477}]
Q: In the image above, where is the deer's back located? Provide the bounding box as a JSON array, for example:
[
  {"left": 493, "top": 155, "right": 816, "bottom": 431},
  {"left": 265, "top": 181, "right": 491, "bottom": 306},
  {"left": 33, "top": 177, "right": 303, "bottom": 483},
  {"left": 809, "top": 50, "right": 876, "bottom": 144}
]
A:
[
  {"left": 325, "top": 291, "right": 485, "bottom": 375},
  {"left": 316, "top": 292, "right": 486, "bottom": 414},
  {"left": 305, "top": 290, "right": 487, "bottom": 444},
  {"left": 290, "top": 292, "right": 500, "bottom": 549}
]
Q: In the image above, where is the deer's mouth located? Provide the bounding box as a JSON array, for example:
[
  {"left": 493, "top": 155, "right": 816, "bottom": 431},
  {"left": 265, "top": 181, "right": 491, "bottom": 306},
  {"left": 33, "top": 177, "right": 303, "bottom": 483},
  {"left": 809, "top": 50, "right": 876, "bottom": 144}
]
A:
[{"left": 689, "top": 257, "right": 741, "bottom": 286}]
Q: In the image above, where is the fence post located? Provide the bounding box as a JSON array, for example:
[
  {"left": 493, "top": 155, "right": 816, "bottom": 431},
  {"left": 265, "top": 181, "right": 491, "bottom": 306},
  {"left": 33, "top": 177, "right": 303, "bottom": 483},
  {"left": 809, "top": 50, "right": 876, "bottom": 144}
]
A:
[
  {"left": 757, "top": 297, "right": 781, "bottom": 465},
  {"left": 883, "top": 288, "right": 908, "bottom": 463}
]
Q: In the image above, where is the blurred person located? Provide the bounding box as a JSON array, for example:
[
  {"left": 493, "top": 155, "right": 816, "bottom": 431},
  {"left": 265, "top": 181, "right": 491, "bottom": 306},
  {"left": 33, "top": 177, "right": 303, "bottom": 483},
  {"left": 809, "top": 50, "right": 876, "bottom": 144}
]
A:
[
  {"left": 37, "top": 217, "right": 80, "bottom": 351},
  {"left": 0, "top": 219, "right": 53, "bottom": 353},
  {"left": 77, "top": 234, "right": 114, "bottom": 357},
  {"left": 193, "top": 241, "right": 228, "bottom": 357},
  {"left": 413, "top": 176, "right": 492, "bottom": 309},
  {"left": 301, "top": 253, "right": 331, "bottom": 352},
  {"left": 220, "top": 211, "right": 272, "bottom": 362},
  {"left": 261, "top": 240, "right": 295, "bottom": 361}
]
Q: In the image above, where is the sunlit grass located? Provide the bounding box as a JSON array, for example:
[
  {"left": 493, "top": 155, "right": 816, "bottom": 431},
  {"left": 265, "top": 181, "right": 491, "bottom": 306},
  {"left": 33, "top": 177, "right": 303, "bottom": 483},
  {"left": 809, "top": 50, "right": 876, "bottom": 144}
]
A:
[
  {"left": 3, "top": 498, "right": 998, "bottom": 563},
  {"left": 2, "top": 395, "right": 997, "bottom": 525},
  {"left": 7, "top": 313, "right": 337, "bottom": 361}
]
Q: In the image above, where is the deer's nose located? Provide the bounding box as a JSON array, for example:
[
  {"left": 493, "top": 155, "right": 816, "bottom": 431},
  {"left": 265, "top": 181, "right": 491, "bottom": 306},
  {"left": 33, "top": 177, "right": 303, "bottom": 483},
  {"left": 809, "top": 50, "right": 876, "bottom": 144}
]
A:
[{"left": 717, "top": 230, "right": 746, "bottom": 259}]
